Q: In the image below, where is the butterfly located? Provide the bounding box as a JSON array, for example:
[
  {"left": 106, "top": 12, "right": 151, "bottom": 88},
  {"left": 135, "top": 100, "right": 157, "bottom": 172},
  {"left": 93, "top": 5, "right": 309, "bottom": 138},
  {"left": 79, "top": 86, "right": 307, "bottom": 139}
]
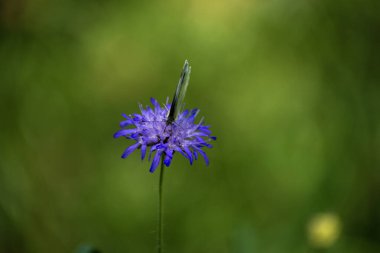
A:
[{"left": 166, "top": 60, "right": 191, "bottom": 125}]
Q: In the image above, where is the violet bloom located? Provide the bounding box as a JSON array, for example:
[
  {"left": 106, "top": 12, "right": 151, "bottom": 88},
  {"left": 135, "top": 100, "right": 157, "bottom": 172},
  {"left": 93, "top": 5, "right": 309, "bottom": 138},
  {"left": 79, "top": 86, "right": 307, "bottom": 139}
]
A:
[{"left": 114, "top": 98, "right": 215, "bottom": 172}]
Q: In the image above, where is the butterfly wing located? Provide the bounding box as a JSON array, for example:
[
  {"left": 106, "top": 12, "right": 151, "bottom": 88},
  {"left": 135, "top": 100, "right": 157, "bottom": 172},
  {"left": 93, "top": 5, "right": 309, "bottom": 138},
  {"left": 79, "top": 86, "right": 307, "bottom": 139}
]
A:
[{"left": 167, "top": 60, "right": 191, "bottom": 123}]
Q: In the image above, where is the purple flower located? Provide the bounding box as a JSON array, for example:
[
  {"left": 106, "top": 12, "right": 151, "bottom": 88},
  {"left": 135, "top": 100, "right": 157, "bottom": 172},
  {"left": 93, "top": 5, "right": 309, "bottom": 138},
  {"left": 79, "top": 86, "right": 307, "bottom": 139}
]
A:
[{"left": 114, "top": 98, "right": 216, "bottom": 173}]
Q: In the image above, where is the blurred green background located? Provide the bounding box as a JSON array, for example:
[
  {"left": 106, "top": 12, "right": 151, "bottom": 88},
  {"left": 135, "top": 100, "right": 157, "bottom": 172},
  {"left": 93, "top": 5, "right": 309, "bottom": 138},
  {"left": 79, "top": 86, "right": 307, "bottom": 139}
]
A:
[{"left": 0, "top": 0, "right": 379, "bottom": 252}]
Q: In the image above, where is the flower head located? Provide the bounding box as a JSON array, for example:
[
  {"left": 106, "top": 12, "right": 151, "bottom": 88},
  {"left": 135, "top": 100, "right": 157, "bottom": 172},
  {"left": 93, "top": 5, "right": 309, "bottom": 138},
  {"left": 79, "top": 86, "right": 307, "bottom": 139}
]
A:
[{"left": 114, "top": 98, "right": 216, "bottom": 172}]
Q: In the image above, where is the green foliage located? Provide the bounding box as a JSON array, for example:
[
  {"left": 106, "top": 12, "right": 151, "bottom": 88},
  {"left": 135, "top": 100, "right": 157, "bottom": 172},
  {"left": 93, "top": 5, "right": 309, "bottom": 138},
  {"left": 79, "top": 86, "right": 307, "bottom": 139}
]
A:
[{"left": 0, "top": 0, "right": 379, "bottom": 252}]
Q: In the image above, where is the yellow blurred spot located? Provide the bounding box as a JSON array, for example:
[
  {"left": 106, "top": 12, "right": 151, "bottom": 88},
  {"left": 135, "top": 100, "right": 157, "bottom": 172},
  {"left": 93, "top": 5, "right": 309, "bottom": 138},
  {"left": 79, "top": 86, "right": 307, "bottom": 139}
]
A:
[{"left": 307, "top": 213, "right": 341, "bottom": 248}]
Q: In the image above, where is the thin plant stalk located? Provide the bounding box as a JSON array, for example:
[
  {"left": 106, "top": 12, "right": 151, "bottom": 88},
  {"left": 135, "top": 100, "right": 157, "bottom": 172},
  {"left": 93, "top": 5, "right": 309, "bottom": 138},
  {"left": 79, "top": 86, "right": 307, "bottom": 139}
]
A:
[{"left": 157, "top": 156, "right": 165, "bottom": 253}]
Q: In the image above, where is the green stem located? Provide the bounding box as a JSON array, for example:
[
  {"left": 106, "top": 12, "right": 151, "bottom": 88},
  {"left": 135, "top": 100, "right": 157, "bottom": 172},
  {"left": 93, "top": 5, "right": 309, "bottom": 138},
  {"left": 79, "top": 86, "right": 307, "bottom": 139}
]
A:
[{"left": 157, "top": 156, "right": 165, "bottom": 253}]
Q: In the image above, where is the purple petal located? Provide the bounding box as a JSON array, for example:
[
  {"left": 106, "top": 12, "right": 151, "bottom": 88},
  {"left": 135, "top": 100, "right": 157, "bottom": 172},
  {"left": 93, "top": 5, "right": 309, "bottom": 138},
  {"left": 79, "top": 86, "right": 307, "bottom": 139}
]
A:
[
  {"left": 130, "top": 133, "right": 140, "bottom": 139},
  {"left": 141, "top": 144, "right": 147, "bottom": 160},
  {"left": 198, "top": 128, "right": 211, "bottom": 135},
  {"left": 188, "top": 109, "right": 199, "bottom": 121},
  {"left": 121, "top": 143, "right": 140, "bottom": 158},
  {"left": 192, "top": 132, "right": 210, "bottom": 137},
  {"left": 195, "top": 148, "right": 209, "bottom": 165},
  {"left": 145, "top": 106, "right": 153, "bottom": 114},
  {"left": 133, "top": 114, "right": 142, "bottom": 121},
  {"left": 203, "top": 143, "right": 213, "bottom": 148},
  {"left": 150, "top": 151, "right": 162, "bottom": 173},
  {"left": 148, "top": 146, "right": 155, "bottom": 161},
  {"left": 164, "top": 155, "right": 172, "bottom": 167},
  {"left": 174, "top": 147, "right": 188, "bottom": 159},
  {"left": 193, "top": 150, "right": 198, "bottom": 160},
  {"left": 120, "top": 119, "right": 133, "bottom": 127},
  {"left": 180, "top": 109, "right": 189, "bottom": 118},
  {"left": 150, "top": 97, "right": 161, "bottom": 109},
  {"left": 184, "top": 147, "right": 193, "bottom": 165},
  {"left": 164, "top": 149, "right": 173, "bottom": 167},
  {"left": 114, "top": 129, "right": 136, "bottom": 138},
  {"left": 148, "top": 144, "right": 160, "bottom": 161}
]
